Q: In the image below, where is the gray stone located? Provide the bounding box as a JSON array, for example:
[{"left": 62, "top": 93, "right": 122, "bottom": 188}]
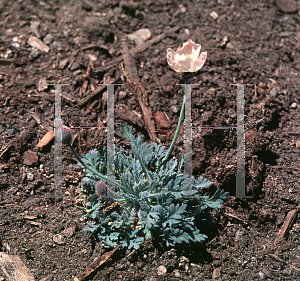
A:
[
  {"left": 70, "top": 61, "right": 80, "bottom": 71},
  {"left": 258, "top": 272, "right": 266, "bottom": 280},
  {"left": 269, "top": 87, "right": 278, "bottom": 97},
  {"left": 53, "top": 234, "right": 65, "bottom": 245},
  {"left": 128, "top": 28, "right": 151, "bottom": 46},
  {"left": 43, "top": 34, "right": 53, "bottom": 45},
  {"left": 235, "top": 229, "right": 244, "bottom": 241},
  {"left": 171, "top": 105, "right": 180, "bottom": 114},
  {"left": 118, "top": 91, "right": 127, "bottom": 100},
  {"left": 282, "top": 269, "right": 291, "bottom": 276}
]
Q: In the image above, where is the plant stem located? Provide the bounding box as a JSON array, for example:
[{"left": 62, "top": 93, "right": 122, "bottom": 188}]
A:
[{"left": 161, "top": 90, "right": 186, "bottom": 167}]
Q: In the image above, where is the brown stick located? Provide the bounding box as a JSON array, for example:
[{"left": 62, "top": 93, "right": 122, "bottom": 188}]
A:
[
  {"left": 95, "top": 25, "right": 181, "bottom": 72},
  {"left": 274, "top": 209, "right": 299, "bottom": 245},
  {"left": 122, "top": 40, "right": 160, "bottom": 143},
  {"left": 78, "top": 77, "right": 117, "bottom": 107},
  {"left": 77, "top": 245, "right": 121, "bottom": 281}
]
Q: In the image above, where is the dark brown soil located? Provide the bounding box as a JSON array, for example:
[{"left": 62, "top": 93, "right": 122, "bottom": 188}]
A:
[{"left": 0, "top": 0, "right": 300, "bottom": 280}]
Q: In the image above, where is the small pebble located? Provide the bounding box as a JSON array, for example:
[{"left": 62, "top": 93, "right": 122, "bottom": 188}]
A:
[
  {"left": 178, "top": 4, "right": 186, "bottom": 13},
  {"left": 258, "top": 271, "right": 266, "bottom": 280},
  {"left": 7, "top": 128, "right": 14, "bottom": 135},
  {"left": 235, "top": 229, "right": 244, "bottom": 241},
  {"left": 291, "top": 102, "right": 297, "bottom": 109},
  {"left": 128, "top": 28, "right": 151, "bottom": 46},
  {"left": 70, "top": 61, "right": 80, "bottom": 71},
  {"left": 157, "top": 265, "right": 167, "bottom": 276},
  {"left": 43, "top": 34, "right": 53, "bottom": 45},
  {"left": 27, "top": 173, "right": 34, "bottom": 181},
  {"left": 171, "top": 105, "right": 180, "bottom": 114},
  {"left": 184, "top": 28, "right": 190, "bottom": 35},
  {"left": 174, "top": 270, "right": 181, "bottom": 277},
  {"left": 118, "top": 91, "right": 127, "bottom": 100},
  {"left": 180, "top": 256, "right": 189, "bottom": 263},
  {"left": 269, "top": 87, "right": 277, "bottom": 98},
  {"left": 210, "top": 11, "right": 219, "bottom": 19},
  {"left": 282, "top": 269, "right": 291, "bottom": 276},
  {"left": 53, "top": 234, "right": 65, "bottom": 245}
]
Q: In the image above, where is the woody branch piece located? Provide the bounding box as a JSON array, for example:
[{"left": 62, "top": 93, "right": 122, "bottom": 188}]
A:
[
  {"left": 274, "top": 208, "right": 299, "bottom": 245},
  {"left": 122, "top": 39, "right": 160, "bottom": 143}
]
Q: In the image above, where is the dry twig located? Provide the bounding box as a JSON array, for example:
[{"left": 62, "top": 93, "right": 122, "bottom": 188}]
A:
[
  {"left": 77, "top": 245, "right": 121, "bottom": 281},
  {"left": 274, "top": 209, "right": 299, "bottom": 245},
  {"left": 122, "top": 40, "right": 159, "bottom": 143}
]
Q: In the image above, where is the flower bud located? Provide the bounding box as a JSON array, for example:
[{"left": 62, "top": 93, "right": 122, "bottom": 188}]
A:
[
  {"left": 60, "top": 128, "right": 72, "bottom": 144},
  {"left": 95, "top": 181, "right": 107, "bottom": 197}
]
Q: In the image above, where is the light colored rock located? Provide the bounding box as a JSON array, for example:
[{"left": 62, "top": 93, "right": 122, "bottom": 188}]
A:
[
  {"left": 210, "top": 11, "right": 219, "bottom": 19},
  {"left": 157, "top": 265, "right": 167, "bottom": 275},
  {"left": 118, "top": 91, "right": 127, "bottom": 100},
  {"left": 128, "top": 28, "right": 151, "bottom": 46},
  {"left": 43, "top": 34, "right": 53, "bottom": 45},
  {"left": 269, "top": 87, "right": 278, "bottom": 98},
  {"left": 212, "top": 267, "right": 221, "bottom": 279},
  {"left": 291, "top": 102, "right": 297, "bottom": 109},
  {"left": 28, "top": 36, "right": 50, "bottom": 52},
  {"left": 53, "top": 234, "right": 65, "bottom": 245},
  {"left": 178, "top": 4, "right": 186, "bottom": 13}
]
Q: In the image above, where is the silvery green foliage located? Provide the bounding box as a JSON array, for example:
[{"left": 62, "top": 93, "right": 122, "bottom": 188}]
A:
[{"left": 77, "top": 124, "right": 228, "bottom": 250}]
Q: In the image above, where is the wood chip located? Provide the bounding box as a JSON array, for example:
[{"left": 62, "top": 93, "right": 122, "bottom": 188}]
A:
[
  {"left": 276, "top": 0, "right": 299, "bottom": 13},
  {"left": 0, "top": 143, "right": 12, "bottom": 159},
  {"left": 23, "top": 150, "right": 39, "bottom": 166},
  {"left": 27, "top": 36, "right": 50, "bottom": 52},
  {"left": 274, "top": 209, "right": 299, "bottom": 245},
  {"left": 154, "top": 111, "right": 171, "bottom": 129},
  {"left": 225, "top": 212, "right": 248, "bottom": 225},
  {"left": 0, "top": 252, "right": 35, "bottom": 281},
  {"left": 38, "top": 77, "right": 47, "bottom": 91},
  {"left": 212, "top": 267, "right": 221, "bottom": 279},
  {"left": 122, "top": 40, "right": 159, "bottom": 143},
  {"left": 36, "top": 130, "right": 54, "bottom": 149},
  {"left": 77, "top": 245, "right": 121, "bottom": 281},
  {"left": 77, "top": 78, "right": 117, "bottom": 107},
  {"left": 23, "top": 215, "right": 37, "bottom": 220}
]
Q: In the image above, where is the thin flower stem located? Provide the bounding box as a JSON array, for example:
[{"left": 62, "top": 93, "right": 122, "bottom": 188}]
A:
[{"left": 161, "top": 89, "right": 186, "bottom": 168}]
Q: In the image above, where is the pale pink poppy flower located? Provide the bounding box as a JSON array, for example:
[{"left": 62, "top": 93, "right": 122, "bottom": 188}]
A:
[{"left": 167, "top": 39, "right": 207, "bottom": 72}]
